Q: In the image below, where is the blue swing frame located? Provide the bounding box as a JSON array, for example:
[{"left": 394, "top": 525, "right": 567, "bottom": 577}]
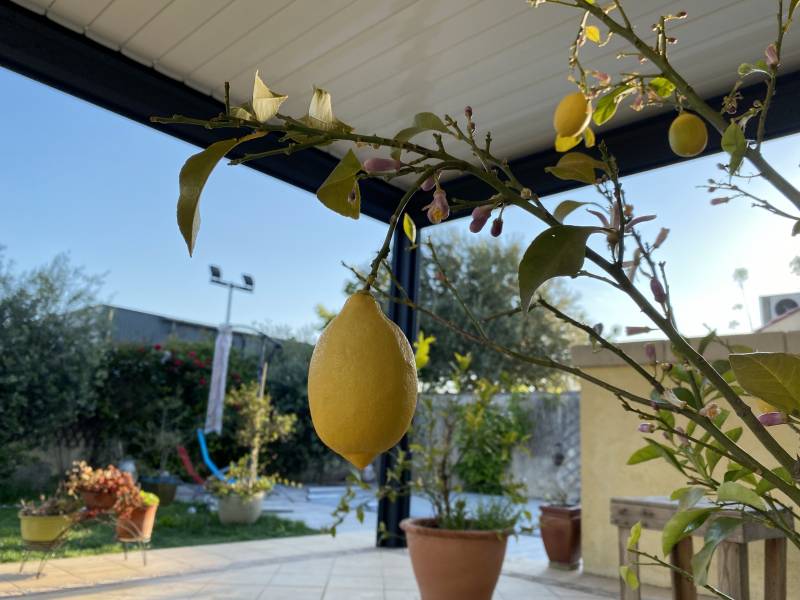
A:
[{"left": 196, "top": 429, "right": 232, "bottom": 483}]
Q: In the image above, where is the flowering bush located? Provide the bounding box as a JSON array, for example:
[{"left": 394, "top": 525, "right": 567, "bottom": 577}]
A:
[{"left": 64, "top": 461, "right": 143, "bottom": 517}]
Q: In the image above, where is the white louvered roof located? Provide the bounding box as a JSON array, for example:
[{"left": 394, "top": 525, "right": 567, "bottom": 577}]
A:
[{"left": 13, "top": 0, "right": 800, "bottom": 187}]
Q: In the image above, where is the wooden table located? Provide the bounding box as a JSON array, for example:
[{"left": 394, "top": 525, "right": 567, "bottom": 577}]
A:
[{"left": 610, "top": 496, "right": 789, "bottom": 600}]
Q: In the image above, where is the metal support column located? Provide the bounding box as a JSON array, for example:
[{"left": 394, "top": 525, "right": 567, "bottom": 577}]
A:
[{"left": 376, "top": 225, "right": 421, "bottom": 548}]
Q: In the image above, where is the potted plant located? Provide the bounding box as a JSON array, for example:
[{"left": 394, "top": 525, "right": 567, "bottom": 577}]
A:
[
  {"left": 539, "top": 483, "right": 581, "bottom": 569},
  {"left": 65, "top": 461, "right": 137, "bottom": 511},
  {"left": 330, "top": 356, "right": 532, "bottom": 600},
  {"left": 116, "top": 490, "right": 160, "bottom": 542},
  {"left": 207, "top": 378, "right": 296, "bottom": 525},
  {"left": 18, "top": 491, "right": 81, "bottom": 544}
]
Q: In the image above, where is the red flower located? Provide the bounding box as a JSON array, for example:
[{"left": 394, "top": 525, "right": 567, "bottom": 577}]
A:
[
  {"left": 153, "top": 344, "right": 162, "bottom": 351},
  {"left": 199, "top": 377, "right": 207, "bottom": 385},
  {"left": 188, "top": 351, "right": 196, "bottom": 358},
  {"left": 174, "top": 359, "right": 184, "bottom": 367}
]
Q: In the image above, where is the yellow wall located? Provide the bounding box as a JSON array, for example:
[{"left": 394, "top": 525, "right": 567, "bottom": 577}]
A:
[{"left": 575, "top": 332, "right": 799, "bottom": 599}]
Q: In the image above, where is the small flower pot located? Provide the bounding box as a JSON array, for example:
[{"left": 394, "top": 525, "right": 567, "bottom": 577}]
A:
[
  {"left": 400, "top": 518, "right": 509, "bottom": 600},
  {"left": 81, "top": 490, "right": 117, "bottom": 511},
  {"left": 217, "top": 492, "right": 264, "bottom": 525},
  {"left": 19, "top": 513, "right": 74, "bottom": 543},
  {"left": 116, "top": 504, "right": 159, "bottom": 542},
  {"left": 140, "top": 478, "right": 178, "bottom": 506},
  {"left": 540, "top": 504, "right": 581, "bottom": 569}
]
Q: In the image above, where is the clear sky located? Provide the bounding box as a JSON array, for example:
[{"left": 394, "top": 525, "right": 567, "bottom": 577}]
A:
[{"left": 2, "top": 66, "right": 799, "bottom": 340}]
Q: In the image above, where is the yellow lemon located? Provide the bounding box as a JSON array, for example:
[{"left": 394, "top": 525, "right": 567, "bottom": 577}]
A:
[
  {"left": 308, "top": 291, "right": 417, "bottom": 469},
  {"left": 668, "top": 112, "right": 708, "bottom": 157},
  {"left": 553, "top": 92, "right": 592, "bottom": 138}
]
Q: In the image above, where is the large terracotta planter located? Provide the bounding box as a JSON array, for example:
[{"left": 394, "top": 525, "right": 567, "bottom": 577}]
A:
[
  {"left": 19, "top": 513, "right": 74, "bottom": 543},
  {"left": 116, "top": 504, "right": 158, "bottom": 542},
  {"left": 540, "top": 504, "right": 581, "bottom": 569},
  {"left": 81, "top": 490, "right": 116, "bottom": 511},
  {"left": 217, "top": 492, "right": 264, "bottom": 525},
  {"left": 400, "top": 518, "right": 509, "bottom": 600}
]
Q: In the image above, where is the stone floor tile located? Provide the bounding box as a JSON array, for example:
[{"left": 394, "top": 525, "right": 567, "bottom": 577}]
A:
[
  {"left": 270, "top": 570, "right": 330, "bottom": 587},
  {"left": 258, "top": 585, "right": 324, "bottom": 599},
  {"left": 384, "top": 591, "right": 420, "bottom": 600},
  {"left": 322, "top": 588, "right": 384, "bottom": 600},
  {"left": 325, "top": 573, "right": 384, "bottom": 590},
  {"left": 198, "top": 582, "right": 265, "bottom": 599}
]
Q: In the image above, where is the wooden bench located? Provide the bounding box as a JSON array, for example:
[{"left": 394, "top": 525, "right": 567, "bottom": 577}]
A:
[{"left": 610, "top": 496, "right": 790, "bottom": 600}]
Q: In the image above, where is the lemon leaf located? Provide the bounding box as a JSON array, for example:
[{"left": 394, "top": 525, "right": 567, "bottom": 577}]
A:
[
  {"left": 555, "top": 134, "right": 581, "bottom": 152},
  {"left": 721, "top": 122, "right": 747, "bottom": 175},
  {"left": 553, "top": 200, "right": 589, "bottom": 223},
  {"left": 545, "top": 152, "right": 605, "bottom": 185},
  {"left": 729, "top": 352, "right": 800, "bottom": 413},
  {"left": 316, "top": 149, "right": 362, "bottom": 219},
  {"left": 177, "top": 132, "right": 265, "bottom": 256},
  {"left": 585, "top": 25, "right": 601, "bottom": 43},
  {"left": 390, "top": 113, "right": 450, "bottom": 159},
  {"left": 691, "top": 517, "right": 741, "bottom": 587},
  {"left": 252, "top": 71, "right": 288, "bottom": 123},
  {"left": 717, "top": 481, "right": 766, "bottom": 510},
  {"left": 619, "top": 566, "right": 639, "bottom": 591},
  {"left": 518, "top": 225, "right": 604, "bottom": 311},
  {"left": 648, "top": 77, "right": 676, "bottom": 98},
  {"left": 627, "top": 521, "right": 642, "bottom": 550},
  {"left": 583, "top": 127, "right": 595, "bottom": 148},
  {"left": 403, "top": 213, "right": 417, "bottom": 244},
  {"left": 662, "top": 508, "right": 713, "bottom": 556}
]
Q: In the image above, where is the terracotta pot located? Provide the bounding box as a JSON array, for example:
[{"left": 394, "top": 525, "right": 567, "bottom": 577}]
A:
[
  {"left": 116, "top": 504, "right": 158, "bottom": 542},
  {"left": 400, "top": 518, "right": 509, "bottom": 600},
  {"left": 19, "top": 513, "right": 74, "bottom": 543},
  {"left": 540, "top": 504, "right": 581, "bottom": 569},
  {"left": 218, "top": 492, "right": 264, "bottom": 525},
  {"left": 140, "top": 479, "right": 178, "bottom": 506},
  {"left": 81, "top": 490, "right": 116, "bottom": 511}
]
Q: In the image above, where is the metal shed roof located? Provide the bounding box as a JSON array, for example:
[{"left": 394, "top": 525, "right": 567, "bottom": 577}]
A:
[{"left": 3, "top": 0, "right": 800, "bottom": 225}]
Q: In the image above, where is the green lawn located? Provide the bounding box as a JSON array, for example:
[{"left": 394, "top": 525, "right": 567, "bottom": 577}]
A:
[{"left": 0, "top": 502, "right": 317, "bottom": 563}]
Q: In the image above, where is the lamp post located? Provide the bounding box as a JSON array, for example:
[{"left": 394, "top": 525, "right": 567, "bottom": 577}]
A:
[{"left": 209, "top": 265, "right": 255, "bottom": 325}]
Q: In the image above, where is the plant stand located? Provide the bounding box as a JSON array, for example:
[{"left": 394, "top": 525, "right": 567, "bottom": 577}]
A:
[
  {"left": 610, "top": 496, "right": 790, "bottom": 600},
  {"left": 19, "top": 537, "right": 70, "bottom": 579}
]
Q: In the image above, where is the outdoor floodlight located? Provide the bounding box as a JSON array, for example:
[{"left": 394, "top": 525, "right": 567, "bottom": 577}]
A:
[{"left": 209, "top": 265, "right": 222, "bottom": 281}]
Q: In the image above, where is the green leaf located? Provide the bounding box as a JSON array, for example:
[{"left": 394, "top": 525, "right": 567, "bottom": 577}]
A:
[
  {"left": 729, "top": 352, "right": 800, "bottom": 413},
  {"left": 553, "top": 200, "right": 590, "bottom": 223},
  {"left": 659, "top": 409, "right": 675, "bottom": 430},
  {"left": 792, "top": 221, "right": 800, "bottom": 236},
  {"left": 648, "top": 77, "right": 675, "bottom": 98},
  {"left": 545, "top": 152, "right": 606, "bottom": 185},
  {"left": 177, "top": 134, "right": 261, "bottom": 255},
  {"left": 706, "top": 445, "right": 722, "bottom": 475},
  {"left": 403, "top": 213, "right": 417, "bottom": 244},
  {"left": 316, "top": 149, "right": 362, "bottom": 219},
  {"left": 627, "top": 444, "right": 661, "bottom": 465},
  {"left": 662, "top": 508, "right": 713, "bottom": 556},
  {"left": 390, "top": 112, "right": 449, "bottom": 159},
  {"left": 619, "top": 565, "right": 640, "bottom": 590},
  {"left": 717, "top": 481, "right": 766, "bottom": 510},
  {"left": 627, "top": 521, "right": 642, "bottom": 550},
  {"left": 672, "top": 386, "right": 698, "bottom": 409},
  {"left": 691, "top": 517, "right": 741, "bottom": 587},
  {"left": 789, "top": 0, "right": 799, "bottom": 21},
  {"left": 674, "top": 487, "right": 706, "bottom": 511},
  {"left": 725, "top": 427, "right": 743, "bottom": 443},
  {"left": 755, "top": 466, "right": 791, "bottom": 495},
  {"left": 721, "top": 123, "right": 747, "bottom": 175},
  {"left": 698, "top": 330, "right": 717, "bottom": 355},
  {"left": 593, "top": 85, "right": 631, "bottom": 126},
  {"left": 518, "top": 225, "right": 604, "bottom": 311}
]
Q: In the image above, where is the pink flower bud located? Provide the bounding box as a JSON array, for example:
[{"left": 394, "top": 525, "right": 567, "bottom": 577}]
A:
[
  {"left": 675, "top": 426, "right": 689, "bottom": 446},
  {"left": 593, "top": 71, "right": 612, "bottom": 86},
  {"left": 758, "top": 412, "right": 787, "bottom": 426},
  {"left": 626, "top": 326, "right": 653, "bottom": 336},
  {"left": 421, "top": 175, "right": 436, "bottom": 192},
  {"left": 638, "top": 422, "right": 655, "bottom": 433},
  {"left": 653, "top": 228, "right": 670, "bottom": 249},
  {"left": 469, "top": 205, "right": 493, "bottom": 233},
  {"left": 710, "top": 197, "right": 730, "bottom": 205},
  {"left": 650, "top": 278, "right": 667, "bottom": 304},
  {"left": 699, "top": 402, "right": 720, "bottom": 418},
  {"left": 423, "top": 189, "right": 449, "bottom": 224},
  {"left": 662, "top": 390, "right": 686, "bottom": 409},
  {"left": 464, "top": 106, "right": 473, "bottom": 118},
  {"left": 363, "top": 157, "right": 403, "bottom": 173},
  {"left": 625, "top": 214, "right": 656, "bottom": 231},
  {"left": 490, "top": 218, "right": 503, "bottom": 237},
  {"left": 644, "top": 343, "right": 657, "bottom": 363},
  {"left": 765, "top": 44, "right": 779, "bottom": 68}
]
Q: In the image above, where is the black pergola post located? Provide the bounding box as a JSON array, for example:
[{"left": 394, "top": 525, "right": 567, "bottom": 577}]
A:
[{"left": 376, "top": 224, "right": 421, "bottom": 548}]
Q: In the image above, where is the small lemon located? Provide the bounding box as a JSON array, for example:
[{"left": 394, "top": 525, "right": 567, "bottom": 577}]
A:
[
  {"left": 553, "top": 92, "right": 592, "bottom": 138},
  {"left": 308, "top": 291, "right": 417, "bottom": 469},
  {"left": 668, "top": 112, "right": 708, "bottom": 157}
]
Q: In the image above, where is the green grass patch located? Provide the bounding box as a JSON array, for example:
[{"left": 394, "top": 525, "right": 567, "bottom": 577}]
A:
[{"left": 0, "top": 502, "right": 317, "bottom": 563}]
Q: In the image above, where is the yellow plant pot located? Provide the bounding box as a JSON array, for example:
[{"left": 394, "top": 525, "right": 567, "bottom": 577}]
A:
[{"left": 19, "top": 513, "right": 74, "bottom": 543}]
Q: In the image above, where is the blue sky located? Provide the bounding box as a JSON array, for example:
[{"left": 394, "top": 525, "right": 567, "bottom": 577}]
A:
[{"left": 2, "top": 67, "right": 799, "bottom": 339}]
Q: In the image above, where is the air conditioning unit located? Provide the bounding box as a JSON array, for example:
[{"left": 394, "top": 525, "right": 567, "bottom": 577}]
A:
[{"left": 760, "top": 293, "right": 800, "bottom": 326}]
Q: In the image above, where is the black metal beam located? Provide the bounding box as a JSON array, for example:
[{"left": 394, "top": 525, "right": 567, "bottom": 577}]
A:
[
  {"left": 377, "top": 225, "right": 420, "bottom": 547},
  {"left": 0, "top": 0, "right": 408, "bottom": 225},
  {"left": 441, "top": 68, "right": 800, "bottom": 215}
]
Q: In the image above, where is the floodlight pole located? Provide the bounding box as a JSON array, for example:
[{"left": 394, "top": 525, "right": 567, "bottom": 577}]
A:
[
  {"left": 377, "top": 224, "right": 420, "bottom": 548},
  {"left": 209, "top": 266, "right": 254, "bottom": 325}
]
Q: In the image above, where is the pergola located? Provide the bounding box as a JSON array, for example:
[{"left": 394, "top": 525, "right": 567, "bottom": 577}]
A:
[{"left": 3, "top": 0, "right": 799, "bottom": 548}]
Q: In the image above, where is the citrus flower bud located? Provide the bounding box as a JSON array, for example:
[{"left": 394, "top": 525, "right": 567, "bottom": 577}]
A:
[
  {"left": 520, "top": 188, "right": 532, "bottom": 199},
  {"left": 490, "top": 217, "right": 503, "bottom": 237},
  {"left": 675, "top": 426, "right": 689, "bottom": 446},
  {"left": 765, "top": 44, "right": 779, "bottom": 68},
  {"left": 699, "top": 402, "right": 720, "bottom": 418},
  {"left": 710, "top": 197, "right": 730, "bottom": 205},
  {"left": 626, "top": 326, "right": 653, "bottom": 336},
  {"left": 644, "top": 343, "right": 656, "bottom": 363},
  {"left": 421, "top": 175, "right": 436, "bottom": 192},
  {"left": 625, "top": 215, "right": 656, "bottom": 231},
  {"left": 653, "top": 228, "right": 670, "bottom": 249},
  {"left": 638, "top": 422, "right": 655, "bottom": 433},
  {"left": 363, "top": 157, "right": 403, "bottom": 173},
  {"left": 423, "top": 189, "right": 449, "bottom": 224},
  {"left": 758, "top": 412, "right": 786, "bottom": 426},
  {"left": 663, "top": 389, "right": 686, "bottom": 408},
  {"left": 650, "top": 278, "right": 667, "bottom": 303},
  {"left": 464, "top": 106, "right": 473, "bottom": 118},
  {"left": 469, "top": 205, "right": 493, "bottom": 233}
]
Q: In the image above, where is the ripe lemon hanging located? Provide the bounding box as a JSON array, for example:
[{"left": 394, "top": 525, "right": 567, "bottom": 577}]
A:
[
  {"left": 553, "top": 92, "right": 592, "bottom": 138},
  {"left": 668, "top": 112, "right": 708, "bottom": 157},
  {"left": 308, "top": 291, "right": 418, "bottom": 469}
]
